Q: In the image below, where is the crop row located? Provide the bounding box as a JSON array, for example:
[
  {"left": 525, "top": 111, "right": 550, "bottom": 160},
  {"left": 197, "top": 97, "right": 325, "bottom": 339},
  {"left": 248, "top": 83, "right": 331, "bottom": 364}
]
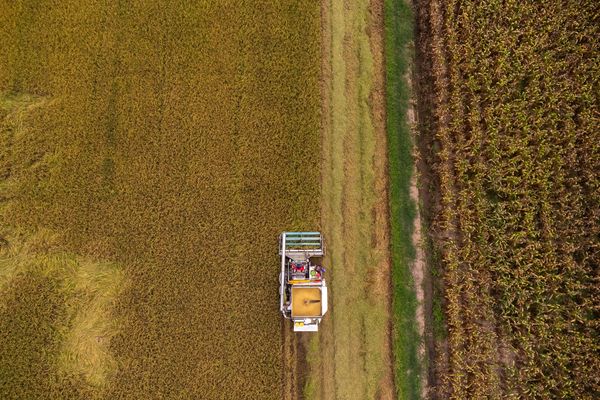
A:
[{"left": 424, "top": 0, "right": 599, "bottom": 398}]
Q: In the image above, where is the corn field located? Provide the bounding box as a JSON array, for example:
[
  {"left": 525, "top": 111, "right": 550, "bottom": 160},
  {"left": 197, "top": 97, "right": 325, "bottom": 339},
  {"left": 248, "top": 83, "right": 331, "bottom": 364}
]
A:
[{"left": 418, "top": 0, "right": 599, "bottom": 398}]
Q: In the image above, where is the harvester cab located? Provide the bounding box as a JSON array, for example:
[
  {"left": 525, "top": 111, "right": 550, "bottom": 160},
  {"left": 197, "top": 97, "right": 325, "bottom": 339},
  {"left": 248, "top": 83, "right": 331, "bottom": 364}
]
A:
[{"left": 279, "top": 232, "right": 328, "bottom": 332}]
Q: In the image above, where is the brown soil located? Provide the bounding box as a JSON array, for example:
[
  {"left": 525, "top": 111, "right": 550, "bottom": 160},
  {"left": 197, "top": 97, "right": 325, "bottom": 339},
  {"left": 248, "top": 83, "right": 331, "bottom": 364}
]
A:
[
  {"left": 411, "top": 0, "right": 455, "bottom": 398},
  {"left": 405, "top": 16, "right": 433, "bottom": 398},
  {"left": 408, "top": 123, "right": 430, "bottom": 400},
  {"left": 409, "top": 1, "right": 447, "bottom": 398}
]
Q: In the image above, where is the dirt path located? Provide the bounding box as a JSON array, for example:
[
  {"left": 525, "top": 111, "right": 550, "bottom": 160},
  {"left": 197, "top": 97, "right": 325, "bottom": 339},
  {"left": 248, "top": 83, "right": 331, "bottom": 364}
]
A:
[
  {"left": 412, "top": 0, "right": 452, "bottom": 397},
  {"left": 303, "top": 0, "right": 395, "bottom": 399},
  {"left": 408, "top": 92, "right": 430, "bottom": 399}
]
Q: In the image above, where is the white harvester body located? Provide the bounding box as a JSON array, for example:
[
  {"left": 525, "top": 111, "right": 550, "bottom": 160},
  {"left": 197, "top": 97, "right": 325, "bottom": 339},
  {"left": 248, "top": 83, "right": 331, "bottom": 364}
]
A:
[{"left": 279, "top": 232, "right": 328, "bottom": 332}]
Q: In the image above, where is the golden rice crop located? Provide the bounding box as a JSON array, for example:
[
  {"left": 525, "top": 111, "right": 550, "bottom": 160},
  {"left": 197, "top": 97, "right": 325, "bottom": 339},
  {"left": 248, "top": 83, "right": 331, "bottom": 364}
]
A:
[
  {"left": 0, "top": 1, "right": 320, "bottom": 399},
  {"left": 0, "top": 269, "right": 91, "bottom": 399}
]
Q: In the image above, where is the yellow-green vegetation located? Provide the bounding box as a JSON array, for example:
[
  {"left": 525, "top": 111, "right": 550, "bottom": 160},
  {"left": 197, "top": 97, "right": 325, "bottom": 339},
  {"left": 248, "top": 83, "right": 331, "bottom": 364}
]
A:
[
  {"left": 0, "top": 236, "right": 121, "bottom": 399},
  {"left": 0, "top": 268, "right": 87, "bottom": 399},
  {"left": 422, "top": 0, "right": 599, "bottom": 398},
  {"left": 1, "top": 1, "right": 320, "bottom": 399},
  {"left": 1, "top": 235, "right": 123, "bottom": 390},
  {"left": 306, "top": 0, "right": 394, "bottom": 399},
  {"left": 59, "top": 258, "right": 124, "bottom": 387}
]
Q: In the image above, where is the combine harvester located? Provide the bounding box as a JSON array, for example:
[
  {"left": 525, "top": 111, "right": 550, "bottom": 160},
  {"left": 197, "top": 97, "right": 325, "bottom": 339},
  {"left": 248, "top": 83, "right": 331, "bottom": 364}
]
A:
[{"left": 279, "top": 232, "right": 328, "bottom": 332}]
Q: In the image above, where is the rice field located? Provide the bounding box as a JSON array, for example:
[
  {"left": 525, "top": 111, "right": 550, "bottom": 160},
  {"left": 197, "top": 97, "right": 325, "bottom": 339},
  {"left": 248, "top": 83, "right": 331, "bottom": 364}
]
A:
[
  {"left": 7, "top": 1, "right": 596, "bottom": 399},
  {"left": 0, "top": 1, "right": 320, "bottom": 399},
  {"left": 415, "top": 0, "right": 599, "bottom": 398}
]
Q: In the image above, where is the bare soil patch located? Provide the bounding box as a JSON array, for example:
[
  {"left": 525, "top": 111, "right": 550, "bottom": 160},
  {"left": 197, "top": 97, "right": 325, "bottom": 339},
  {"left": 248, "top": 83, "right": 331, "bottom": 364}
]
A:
[{"left": 412, "top": 1, "right": 450, "bottom": 398}]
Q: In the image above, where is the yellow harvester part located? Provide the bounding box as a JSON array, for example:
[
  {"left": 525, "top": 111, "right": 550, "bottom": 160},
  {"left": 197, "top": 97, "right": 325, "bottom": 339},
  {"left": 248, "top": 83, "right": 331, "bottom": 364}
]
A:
[{"left": 291, "top": 287, "right": 322, "bottom": 317}]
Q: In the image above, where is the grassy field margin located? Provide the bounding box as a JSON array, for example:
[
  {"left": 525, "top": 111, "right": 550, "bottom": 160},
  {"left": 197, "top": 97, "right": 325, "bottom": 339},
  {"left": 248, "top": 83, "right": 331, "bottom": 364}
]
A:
[
  {"left": 383, "top": 1, "right": 422, "bottom": 398},
  {"left": 305, "top": 0, "right": 395, "bottom": 399}
]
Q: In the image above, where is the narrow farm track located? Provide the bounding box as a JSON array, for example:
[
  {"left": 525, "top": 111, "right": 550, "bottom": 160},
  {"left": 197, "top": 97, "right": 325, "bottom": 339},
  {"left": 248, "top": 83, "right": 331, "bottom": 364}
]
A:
[
  {"left": 305, "top": 0, "right": 395, "bottom": 399},
  {"left": 405, "top": 3, "right": 430, "bottom": 394}
]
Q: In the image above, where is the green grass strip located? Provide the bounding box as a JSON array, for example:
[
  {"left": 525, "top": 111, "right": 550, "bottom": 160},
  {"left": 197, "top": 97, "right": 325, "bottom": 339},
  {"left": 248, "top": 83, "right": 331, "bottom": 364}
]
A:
[{"left": 383, "top": 1, "right": 421, "bottom": 399}]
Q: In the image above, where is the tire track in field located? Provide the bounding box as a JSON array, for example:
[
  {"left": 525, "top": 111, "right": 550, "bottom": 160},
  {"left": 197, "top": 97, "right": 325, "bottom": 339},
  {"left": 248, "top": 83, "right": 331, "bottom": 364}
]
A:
[{"left": 282, "top": 321, "right": 298, "bottom": 400}]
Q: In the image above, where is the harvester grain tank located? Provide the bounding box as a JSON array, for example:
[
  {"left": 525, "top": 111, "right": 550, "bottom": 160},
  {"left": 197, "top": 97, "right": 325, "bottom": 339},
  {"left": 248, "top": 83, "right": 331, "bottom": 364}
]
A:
[{"left": 279, "top": 232, "right": 328, "bottom": 332}]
